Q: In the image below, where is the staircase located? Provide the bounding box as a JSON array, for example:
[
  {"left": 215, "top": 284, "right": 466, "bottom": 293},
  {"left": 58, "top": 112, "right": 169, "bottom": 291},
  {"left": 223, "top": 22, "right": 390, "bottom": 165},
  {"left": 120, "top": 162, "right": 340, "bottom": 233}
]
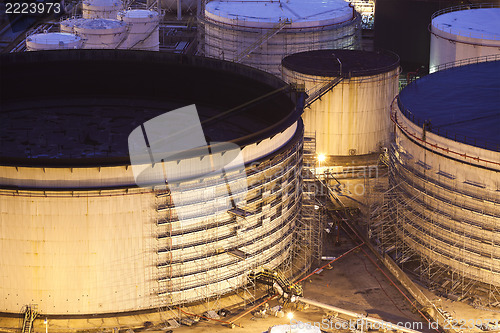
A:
[
  {"left": 304, "top": 76, "right": 343, "bottom": 109},
  {"left": 21, "top": 305, "right": 38, "bottom": 333},
  {"left": 249, "top": 267, "right": 303, "bottom": 298}
]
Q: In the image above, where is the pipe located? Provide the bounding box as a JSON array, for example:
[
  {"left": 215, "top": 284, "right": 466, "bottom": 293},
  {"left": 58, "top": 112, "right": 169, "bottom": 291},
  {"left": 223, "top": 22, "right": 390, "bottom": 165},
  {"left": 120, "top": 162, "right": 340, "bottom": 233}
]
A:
[
  {"left": 177, "top": 306, "right": 240, "bottom": 327},
  {"left": 177, "top": 0, "right": 182, "bottom": 20},
  {"left": 339, "top": 223, "right": 439, "bottom": 333},
  {"left": 228, "top": 294, "right": 278, "bottom": 325},
  {"left": 294, "top": 243, "right": 364, "bottom": 284},
  {"left": 297, "top": 297, "right": 424, "bottom": 333}
]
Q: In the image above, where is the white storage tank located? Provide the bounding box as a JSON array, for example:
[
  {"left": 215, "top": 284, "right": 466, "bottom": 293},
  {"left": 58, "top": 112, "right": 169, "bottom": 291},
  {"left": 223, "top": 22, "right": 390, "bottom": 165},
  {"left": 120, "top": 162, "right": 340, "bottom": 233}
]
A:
[
  {"left": 0, "top": 50, "right": 303, "bottom": 316},
  {"left": 202, "top": 0, "right": 362, "bottom": 75},
  {"left": 60, "top": 17, "right": 87, "bottom": 33},
  {"left": 69, "top": 18, "right": 128, "bottom": 49},
  {"left": 26, "top": 32, "right": 83, "bottom": 51},
  {"left": 82, "top": 0, "right": 123, "bottom": 19},
  {"left": 429, "top": 4, "right": 500, "bottom": 72},
  {"left": 390, "top": 60, "right": 500, "bottom": 303},
  {"left": 117, "top": 9, "right": 160, "bottom": 51},
  {"left": 282, "top": 49, "right": 400, "bottom": 158}
]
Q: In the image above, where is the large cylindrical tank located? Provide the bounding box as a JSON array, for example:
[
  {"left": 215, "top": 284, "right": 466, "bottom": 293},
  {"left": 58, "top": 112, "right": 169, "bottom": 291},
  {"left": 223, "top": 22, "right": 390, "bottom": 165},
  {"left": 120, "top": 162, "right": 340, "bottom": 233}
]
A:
[
  {"left": 117, "top": 9, "right": 160, "bottom": 51},
  {"left": 82, "top": 0, "right": 123, "bottom": 19},
  {"left": 282, "top": 49, "right": 400, "bottom": 157},
  {"left": 64, "top": 18, "right": 128, "bottom": 49},
  {"left": 26, "top": 32, "right": 83, "bottom": 51},
  {"left": 390, "top": 60, "right": 500, "bottom": 299},
  {"left": 0, "top": 50, "right": 303, "bottom": 316},
  {"left": 202, "top": 0, "right": 362, "bottom": 76},
  {"left": 60, "top": 17, "right": 87, "bottom": 33},
  {"left": 429, "top": 4, "right": 500, "bottom": 72}
]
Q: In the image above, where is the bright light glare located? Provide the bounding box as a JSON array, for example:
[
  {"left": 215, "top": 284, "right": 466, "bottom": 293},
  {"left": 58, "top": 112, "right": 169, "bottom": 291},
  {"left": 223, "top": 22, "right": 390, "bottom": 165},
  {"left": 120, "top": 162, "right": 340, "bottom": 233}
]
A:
[
  {"left": 317, "top": 154, "right": 326, "bottom": 162},
  {"left": 287, "top": 312, "right": 294, "bottom": 320}
]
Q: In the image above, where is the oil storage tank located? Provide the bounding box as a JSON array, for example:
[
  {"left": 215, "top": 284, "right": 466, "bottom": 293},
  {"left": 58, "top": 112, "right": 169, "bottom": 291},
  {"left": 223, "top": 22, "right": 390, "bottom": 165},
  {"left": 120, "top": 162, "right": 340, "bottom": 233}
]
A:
[
  {"left": 60, "top": 18, "right": 128, "bottom": 49},
  {"left": 26, "top": 32, "right": 83, "bottom": 51},
  {"left": 0, "top": 50, "right": 304, "bottom": 316},
  {"left": 60, "top": 17, "right": 87, "bottom": 33},
  {"left": 429, "top": 4, "right": 500, "bottom": 72},
  {"left": 82, "top": 0, "right": 123, "bottom": 19},
  {"left": 202, "top": 0, "right": 362, "bottom": 76},
  {"left": 282, "top": 49, "right": 400, "bottom": 158},
  {"left": 390, "top": 60, "right": 500, "bottom": 304},
  {"left": 117, "top": 9, "right": 160, "bottom": 51}
]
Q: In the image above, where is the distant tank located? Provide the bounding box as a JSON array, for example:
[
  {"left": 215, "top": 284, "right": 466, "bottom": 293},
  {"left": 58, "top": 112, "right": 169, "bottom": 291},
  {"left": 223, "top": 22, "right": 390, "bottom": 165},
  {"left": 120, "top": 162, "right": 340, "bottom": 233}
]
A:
[
  {"left": 202, "top": 0, "right": 362, "bottom": 75},
  {"left": 26, "top": 32, "right": 82, "bottom": 51},
  {"left": 117, "top": 9, "right": 160, "bottom": 50},
  {"left": 60, "top": 18, "right": 128, "bottom": 49},
  {"left": 82, "top": 0, "right": 123, "bottom": 19},
  {"left": 429, "top": 4, "right": 500, "bottom": 72}
]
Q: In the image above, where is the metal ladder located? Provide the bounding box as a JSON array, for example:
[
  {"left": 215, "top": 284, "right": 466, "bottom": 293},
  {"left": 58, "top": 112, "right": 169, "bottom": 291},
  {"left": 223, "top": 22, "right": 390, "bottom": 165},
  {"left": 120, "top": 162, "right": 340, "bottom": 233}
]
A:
[
  {"left": 21, "top": 305, "right": 38, "bottom": 333},
  {"left": 304, "top": 76, "right": 343, "bottom": 109}
]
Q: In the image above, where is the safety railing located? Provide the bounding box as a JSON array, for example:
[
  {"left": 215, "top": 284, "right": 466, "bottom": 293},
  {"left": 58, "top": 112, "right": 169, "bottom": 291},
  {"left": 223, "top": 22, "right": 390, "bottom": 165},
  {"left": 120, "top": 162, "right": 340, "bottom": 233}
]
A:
[
  {"left": 430, "top": 53, "right": 500, "bottom": 73},
  {"left": 431, "top": 3, "right": 500, "bottom": 40},
  {"left": 396, "top": 97, "right": 500, "bottom": 153}
]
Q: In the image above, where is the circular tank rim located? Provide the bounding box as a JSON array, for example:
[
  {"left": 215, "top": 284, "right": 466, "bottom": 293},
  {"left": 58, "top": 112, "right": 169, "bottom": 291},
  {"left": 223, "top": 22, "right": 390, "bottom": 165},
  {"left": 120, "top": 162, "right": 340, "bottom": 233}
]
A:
[
  {"left": 431, "top": 5, "right": 500, "bottom": 42},
  {"left": 397, "top": 60, "right": 500, "bottom": 151},
  {"left": 204, "top": 0, "right": 355, "bottom": 29},
  {"left": 281, "top": 49, "right": 400, "bottom": 77},
  {"left": 0, "top": 50, "right": 302, "bottom": 167},
  {"left": 27, "top": 32, "right": 82, "bottom": 44},
  {"left": 117, "top": 9, "right": 159, "bottom": 19},
  {"left": 83, "top": 0, "right": 121, "bottom": 5},
  {"left": 73, "top": 18, "right": 127, "bottom": 30}
]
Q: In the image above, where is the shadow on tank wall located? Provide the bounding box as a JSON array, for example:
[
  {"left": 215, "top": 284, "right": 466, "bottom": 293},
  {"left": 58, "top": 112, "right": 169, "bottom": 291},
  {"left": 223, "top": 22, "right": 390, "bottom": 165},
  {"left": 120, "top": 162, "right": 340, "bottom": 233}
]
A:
[{"left": 374, "top": 0, "right": 484, "bottom": 72}]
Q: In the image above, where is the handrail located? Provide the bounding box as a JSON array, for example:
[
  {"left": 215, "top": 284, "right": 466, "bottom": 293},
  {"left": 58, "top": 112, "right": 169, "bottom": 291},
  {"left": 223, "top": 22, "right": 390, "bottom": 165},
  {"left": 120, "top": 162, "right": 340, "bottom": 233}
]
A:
[
  {"left": 431, "top": 3, "right": 500, "bottom": 40},
  {"left": 431, "top": 3, "right": 500, "bottom": 20},
  {"left": 304, "top": 77, "right": 343, "bottom": 109},
  {"left": 391, "top": 98, "right": 500, "bottom": 166},
  {"left": 430, "top": 53, "right": 500, "bottom": 73},
  {"left": 395, "top": 96, "right": 499, "bottom": 153}
]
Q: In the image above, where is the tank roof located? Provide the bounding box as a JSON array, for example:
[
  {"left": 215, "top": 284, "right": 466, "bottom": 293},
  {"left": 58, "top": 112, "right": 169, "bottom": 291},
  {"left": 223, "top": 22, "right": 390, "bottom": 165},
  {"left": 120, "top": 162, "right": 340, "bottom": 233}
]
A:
[
  {"left": 60, "top": 17, "right": 87, "bottom": 28},
  {"left": 398, "top": 61, "right": 500, "bottom": 150},
  {"left": 118, "top": 9, "right": 159, "bottom": 19},
  {"left": 83, "top": 0, "right": 121, "bottom": 5},
  {"left": 28, "top": 32, "right": 81, "bottom": 44},
  {"left": 281, "top": 49, "right": 400, "bottom": 77},
  {"left": 0, "top": 50, "right": 301, "bottom": 167},
  {"left": 432, "top": 8, "right": 500, "bottom": 40},
  {"left": 205, "top": 0, "right": 354, "bottom": 28},
  {"left": 76, "top": 18, "right": 126, "bottom": 29}
]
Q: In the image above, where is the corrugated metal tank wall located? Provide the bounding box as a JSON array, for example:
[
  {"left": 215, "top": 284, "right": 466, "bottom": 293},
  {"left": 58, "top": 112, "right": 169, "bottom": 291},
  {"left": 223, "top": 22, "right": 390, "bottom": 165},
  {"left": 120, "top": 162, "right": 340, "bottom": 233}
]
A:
[
  {"left": 390, "top": 97, "right": 500, "bottom": 288},
  {"left": 282, "top": 67, "right": 399, "bottom": 156}
]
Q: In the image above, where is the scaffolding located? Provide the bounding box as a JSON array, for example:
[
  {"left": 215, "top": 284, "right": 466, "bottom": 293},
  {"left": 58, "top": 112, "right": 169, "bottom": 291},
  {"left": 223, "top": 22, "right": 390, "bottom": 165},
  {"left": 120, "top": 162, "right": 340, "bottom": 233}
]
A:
[
  {"left": 200, "top": 5, "right": 362, "bottom": 75},
  {"left": 365, "top": 108, "right": 500, "bottom": 309},
  {"left": 293, "top": 132, "right": 324, "bottom": 279},
  {"left": 148, "top": 132, "right": 306, "bottom": 323}
]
